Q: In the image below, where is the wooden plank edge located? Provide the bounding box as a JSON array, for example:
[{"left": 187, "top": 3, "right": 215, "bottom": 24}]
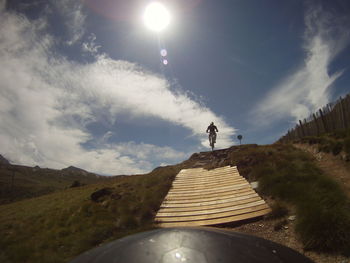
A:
[
  {"left": 155, "top": 204, "right": 270, "bottom": 222},
  {"left": 155, "top": 208, "right": 271, "bottom": 227},
  {"left": 158, "top": 196, "right": 262, "bottom": 212},
  {"left": 156, "top": 200, "right": 266, "bottom": 217},
  {"left": 161, "top": 193, "right": 259, "bottom": 207}
]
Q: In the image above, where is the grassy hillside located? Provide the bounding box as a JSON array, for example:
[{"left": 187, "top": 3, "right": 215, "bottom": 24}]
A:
[
  {"left": 230, "top": 144, "right": 350, "bottom": 253},
  {"left": 0, "top": 164, "right": 182, "bottom": 263},
  {"left": 1, "top": 144, "right": 350, "bottom": 263},
  {"left": 0, "top": 164, "right": 112, "bottom": 205},
  {"left": 297, "top": 128, "right": 350, "bottom": 161}
]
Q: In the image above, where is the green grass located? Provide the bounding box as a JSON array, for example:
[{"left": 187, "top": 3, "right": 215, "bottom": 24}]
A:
[
  {"left": 238, "top": 144, "right": 350, "bottom": 253},
  {"left": 0, "top": 164, "right": 181, "bottom": 263},
  {"left": 297, "top": 128, "right": 350, "bottom": 159}
]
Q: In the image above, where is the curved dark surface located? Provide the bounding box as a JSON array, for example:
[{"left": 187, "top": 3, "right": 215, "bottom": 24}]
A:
[{"left": 69, "top": 227, "right": 314, "bottom": 263}]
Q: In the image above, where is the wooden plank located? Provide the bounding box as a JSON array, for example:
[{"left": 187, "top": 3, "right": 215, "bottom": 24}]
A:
[
  {"left": 156, "top": 204, "right": 270, "bottom": 222},
  {"left": 165, "top": 185, "right": 251, "bottom": 199},
  {"left": 157, "top": 208, "right": 271, "bottom": 227},
  {"left": 161, "top": 193, "right": 259, "bottom": 208},
  {"left": 171, "top": 180, "right": 246, "bottom": 189},
  {"left": 168, "top": 182, "right": 251, "bottom": 195},
  {"left": 169, "top": 184, "right": 249, "bottom": 193},
  {"left": 173, "top": 176, "right": 243, "bottom": 184},
  {"left": 164, "top": 188, "right": 255, "bottom": 202},
  {"left": 157, "top": 199, "right": 265, "bottom": 216},
  {"left": 172, "top": 177, "right": 245, "bottom": 186},
  {"left": 172, "top": 179, "right": 243, "bottom": 187},
  {"left": 174, "top": 173, "right": 242, "bottom": 180},
  {"left": 168, "top": 182, "right": 248, "bottom": 194},
  {"left": 159, "top": 196, "right": 261, "bottom": 212},
  {"left": 178, "top": 166, "right": 235, "bottom": 173},
  {"left": 176, "top": 170, "right": 239, "bottom": 177},
  {"left": 166, "top": 189, "right": 251, "bottom": 199},
  {"left": 176, "top": 166, "right": 237, "bottom": 174},
  {"left": 155, "top": 166, "right": 270, "bottom": 227},
  {"left": 173, "top": 177, "right": 246, "bottom": 185},
  {"left": 179, "top": 170, "right": 239, "bottom": 177}
]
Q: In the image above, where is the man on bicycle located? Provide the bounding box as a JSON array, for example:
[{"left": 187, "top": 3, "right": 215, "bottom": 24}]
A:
[{"left": 206, "top": 122, "right": 218, "bottom": 146}]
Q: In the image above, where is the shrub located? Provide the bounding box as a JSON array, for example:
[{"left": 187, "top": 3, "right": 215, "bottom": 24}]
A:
[
  {"left": 331, "top": 141, "right": 343, "bottom": 155},
  {"left": 307, "top": 136, "right": 322, "bottom": 145},
  {"left": 86, "top": 225, "right": 114, "bottom": 246},
  {"left": 267, "top": 201, "right": 289, "bottom": 219},
  {"left": 118, "top": 215, "right": 138, "bottom": 229},
  {"left": 344, "top": 137, "right": 350, "bottom": 155}
]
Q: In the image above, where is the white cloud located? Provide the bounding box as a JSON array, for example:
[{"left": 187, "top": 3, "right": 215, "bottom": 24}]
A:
[
  {"left": 82, "top": 33, "right": 101, "bottom": 56},
  {"left": 252, "top": 6, "right": 350, "bottom": 125},
  {"left": 0, "top": 6, "right": 235, "bottom": 174}
]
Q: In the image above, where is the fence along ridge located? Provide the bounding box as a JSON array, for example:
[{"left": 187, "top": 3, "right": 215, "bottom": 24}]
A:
[{"left": 279, "top": 93, "right": 350, "bottom": 142}]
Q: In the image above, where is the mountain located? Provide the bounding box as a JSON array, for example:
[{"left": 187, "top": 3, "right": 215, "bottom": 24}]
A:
[
  {"left": 0, "top": 161, "right": 112, "bottom": 205},
  {"left": 61, "top": 166, "right": 97, "bottom": 177},
  {"left": 0, "top": 154, "right": 10, "bottom": 165}
]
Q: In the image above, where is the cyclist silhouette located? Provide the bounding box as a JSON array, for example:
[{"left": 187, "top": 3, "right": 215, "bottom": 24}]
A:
[{"left": 206, "top": 122, "right": 218, "bottom": 150}]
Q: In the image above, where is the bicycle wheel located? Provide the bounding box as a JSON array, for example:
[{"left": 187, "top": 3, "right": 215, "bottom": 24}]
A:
[{"left": 209, "top": 134, "right": 215, "bottom": 151}]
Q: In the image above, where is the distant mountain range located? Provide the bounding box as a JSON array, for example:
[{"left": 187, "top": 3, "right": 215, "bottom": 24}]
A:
[{"left": 0, "top": 154, "right": 113, "bottom": 205}]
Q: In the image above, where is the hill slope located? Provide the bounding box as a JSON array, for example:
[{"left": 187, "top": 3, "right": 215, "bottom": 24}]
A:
[
  {"left": 0, "top": 164, "right": 182, "bottom": 263},
  {"left": 0, "top": 160, "right": 111, "bottom": 205},
  {"left": 1, "top": 144, "right": 350, "bottom": 263}
]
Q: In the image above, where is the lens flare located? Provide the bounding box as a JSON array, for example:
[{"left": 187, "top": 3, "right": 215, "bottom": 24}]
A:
[
  {"left": 160, "top": 49, "right": 167, "bottom": 56},
  {"left": 143, "top": 2, "right": 171, "bottom": 32}
]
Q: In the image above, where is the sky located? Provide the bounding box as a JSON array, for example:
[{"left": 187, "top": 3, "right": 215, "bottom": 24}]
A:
[{"left": 1, "top": 0, "right": 350, "bottom": 175}]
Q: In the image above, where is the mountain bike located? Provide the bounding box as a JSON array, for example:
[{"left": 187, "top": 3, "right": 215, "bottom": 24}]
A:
[{"left": 209, "top": 132, "right": 216, "bottom": 151}]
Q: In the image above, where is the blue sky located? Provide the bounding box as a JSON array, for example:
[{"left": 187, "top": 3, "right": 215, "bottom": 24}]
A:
[{"left": 0, "top": 0, "right": 349, "bottom": 175}]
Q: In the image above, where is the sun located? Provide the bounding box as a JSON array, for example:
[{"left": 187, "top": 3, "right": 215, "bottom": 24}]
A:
[{"left": 143, "top": 2, "right": 171, "bottom": 32}]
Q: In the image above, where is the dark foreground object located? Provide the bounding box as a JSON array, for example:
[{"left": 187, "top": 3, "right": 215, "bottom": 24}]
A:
[{"left": 70, "top": 227, "right": 314, "bottom": 263}]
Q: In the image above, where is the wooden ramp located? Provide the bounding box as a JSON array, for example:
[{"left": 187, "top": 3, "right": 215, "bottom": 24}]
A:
[{"left": 155, "top": 166, "right": 270, "bottom": 227}]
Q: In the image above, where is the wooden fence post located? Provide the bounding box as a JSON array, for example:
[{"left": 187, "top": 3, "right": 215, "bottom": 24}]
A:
[
  {"left": 313, "top": 113, "right": 320, "bottom": 136},
  {"left": 319, "top": 109, "right": 328, "bottom": 133},
  {"left": 328, "top": 104, "right": 336, "bottom": 131},
  {"left": 339, "top": 96, "right": 347, "bottom": 129},
  {"left": 299, "top": 120, "right": 305, "bottom": 137}
]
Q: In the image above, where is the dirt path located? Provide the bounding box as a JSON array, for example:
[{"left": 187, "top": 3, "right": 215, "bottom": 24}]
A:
[
  {"left": 229, "top": 217, "right": 349, "bottom": 263},
  {"left": 294, "top": 144, "right": 350, "bottom": 197}
]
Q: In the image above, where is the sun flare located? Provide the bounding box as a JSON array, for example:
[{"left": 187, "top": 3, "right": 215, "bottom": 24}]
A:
[{"left": 143, "top": 2, "right": 171, "bottom": 32}]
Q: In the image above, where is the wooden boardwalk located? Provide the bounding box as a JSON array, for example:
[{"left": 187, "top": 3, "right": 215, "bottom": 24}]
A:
[{"left": 155, "top": 166, "right": 270, "bottom": 227}]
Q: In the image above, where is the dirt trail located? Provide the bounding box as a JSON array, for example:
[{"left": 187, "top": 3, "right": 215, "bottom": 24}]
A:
[{"left": 294, "top": 144, "right": 350, "bottom": 197}]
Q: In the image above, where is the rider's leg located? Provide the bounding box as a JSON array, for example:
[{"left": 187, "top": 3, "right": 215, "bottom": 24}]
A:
[{"left": 213, "top": 133, "right": 217, "bottom": 143}]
